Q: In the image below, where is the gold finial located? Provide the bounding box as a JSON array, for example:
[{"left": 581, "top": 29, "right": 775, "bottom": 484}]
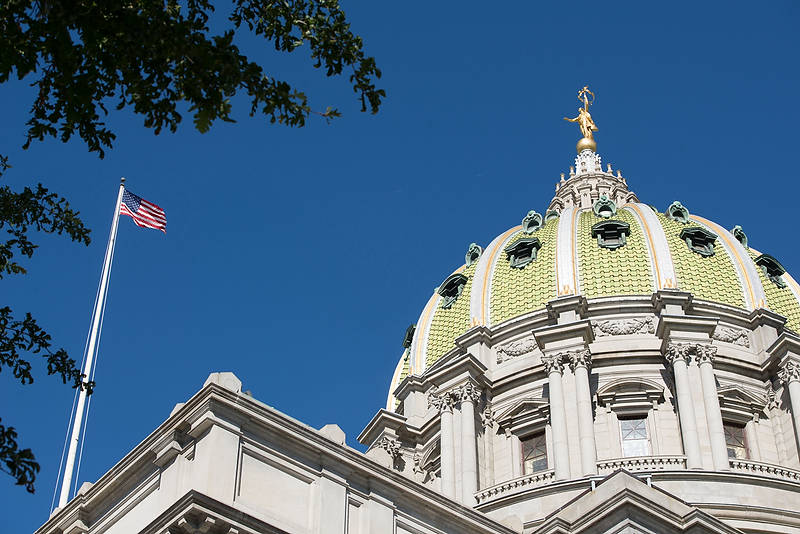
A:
[{"left": 564, "top": 86, "right": 599, "bottom": 153}]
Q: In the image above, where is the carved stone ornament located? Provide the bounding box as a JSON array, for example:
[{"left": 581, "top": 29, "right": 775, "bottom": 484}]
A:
[
  {"left": 456, "top": 381, "right": 482, "bottom": 404},
  {"left": 496, "top": 336, "right": 539, "bottom": 363},
  {"left": 566, "top": 349, "right": 592, "bottom": 371},
  {"left": 731, "top": 225, "right": 748, "bottom": 249},
  {"left": 522, "top": 210, "right": 544, "bottom": 234},
  {"left": 593, "top": 316, "right": 655, "bottom": 337},
  {"left": 428, "top": 388, "right": 455, "bottom": 412},
  {"left": 712, "top": 326, "right": 750, "bottom": 347},
  {"left": 465, "top": 242, "right": 483, "bottom": 267},
  {"left": 542, "top": 354, "right": 566, "bottom": 375},
  {"left": 694, "top": 344, "right": 717, "bottom": 365},
  {"left": 666, "top": 200, "right": 690, "bottom": 224},
  {"left": 480, "top": 405, "right": 495, "bottom": 429},
  {"left": 374, "top": 435, "right": 402, "bottom": 459},
  {"left": 765, "top": 382, "right": 780, "bottom": 410},
  {"left": 592, "top": 194, "right": 617, "bottom": 218},
  {"left": 665, "top": 342, "right": 716, "bottom": 365},
  {"left": 779, "top": 359, "right": 800, "bottom": 385}
]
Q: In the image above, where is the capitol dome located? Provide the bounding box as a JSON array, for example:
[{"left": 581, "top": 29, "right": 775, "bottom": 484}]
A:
[
  {"left": 386, "top": 149, "right": 800, "bottom": 407},
  {"left": 357, "top": 96, "right": 800, "bottom": 533}
]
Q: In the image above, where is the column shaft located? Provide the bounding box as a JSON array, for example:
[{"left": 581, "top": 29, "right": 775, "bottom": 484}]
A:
[
  {"left": 787, "top": 380, "right": 800, "bottom": 452},
  {"left": 671, "top": 356, "right": 702, "bottom": 469},
  {"left": 547, "top": 362, "right": 570, "bottom": 480},
  {"left": 509, "top": 432, "right": 522, "bottom": 478},
  {"left": 573, "top": 363, "right": 597, "bottom": 475},
  {"left": 744, "top": 420, "right": 761, "bottom": 461},
  {"left": 698, "top": 359, "right": 729, "bottom": 470},
  {"left": 440, "top": 407, "right": 456, "bottom": 499},
  {"left": 461, "top": 398, "right": 478, "bottom": 504}
]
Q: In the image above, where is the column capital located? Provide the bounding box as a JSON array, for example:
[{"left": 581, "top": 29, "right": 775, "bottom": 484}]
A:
[
  {"left": 566, "top": 349, "right": 592, "bottom": 371},
  {"left": 542, "top": 354, "right": 565, "bottom": 375},
  {"left": 455, "top": 381, "right": 482, "bottom": 404},
  {"left": 428, "top": 388, "right": 455, "bottom": 413},
  {"left": 373, "top": 435, "right": 402, "bottom": 461},
  {"left": 779, "top": 359, "right": 800, "bottom": 385},
  {"left": 694, "top": 344, "right": 717, "bottom": 366},
  {"left": 664, "top": 342, "right": 692, "bottom": 365}
]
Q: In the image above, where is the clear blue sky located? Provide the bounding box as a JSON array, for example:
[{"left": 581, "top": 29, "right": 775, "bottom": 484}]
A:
[{"left": 2, "top": 2, "right": 799, "bottom": 531}]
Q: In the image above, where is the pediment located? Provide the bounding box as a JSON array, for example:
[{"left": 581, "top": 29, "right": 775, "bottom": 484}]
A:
[
  {"left": 533, "top": 470, "right": 744, "bottom": 534},
  {"left": 596, "top": 378, "right": 665, "bottom": 412},
  {"left": 496, "top": 397, "right": 550, "bottom": 432},
  {"left": 717, "top": 385, "right": 767, "bottom": 422}
]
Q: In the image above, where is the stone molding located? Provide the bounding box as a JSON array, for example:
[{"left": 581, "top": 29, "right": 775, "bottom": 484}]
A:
[
  {"left": 766, "top": 382, "right": 780, "bottom": 410},
  {"left": 593, "top": 316, "right": 654, "bottom": 337},
  {"left": 712, "top": 326, "right": 750, "bottom": 347},
  {"left": 495, "top": 336, "right": 538, "bottom": 364},
  {"left": 778, "top": 359, "right": 800, "bottom": 384},
  {"left": 729, "top": 458, "right": 800, "bottom": 484},
  {"left": 475, "top": 469, "right": 555, "bottom": 504},
  {"left": 664, "top": 342, "right": 716, "bottom": 365},
  {"left": 596, "top": 455, "right": 687, "bottom": 475},
  {"left": 479, "top": 405, "right": 495, "bottom": 430}
]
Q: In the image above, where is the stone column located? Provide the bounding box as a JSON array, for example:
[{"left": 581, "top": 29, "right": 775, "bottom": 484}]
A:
[
  {"left": 779, "top": 359, "right": 800, "bottom": 452},
  {"left": 457, "top": 382, "right": 481, "bottom": 505},
  {"left": 506, "top": 429, "right": 522, "bottom": 478},
  {"left": 544, "top": 355, "right": 570, "bottom": 480},
  {"left": 569, "top": 349, "right": 597, "bottom": 475},
  {"left": 665, "top": 343, "right": 702, "bottom": 469},
  {"left": 744, "top": 419, "right": 761, "bottom": 461},
  {"left": 696, "top": 344, "right": 729, "bottom": 471},
  {"left": 430, "top": 390, "right": 456, "bottom": 499}
]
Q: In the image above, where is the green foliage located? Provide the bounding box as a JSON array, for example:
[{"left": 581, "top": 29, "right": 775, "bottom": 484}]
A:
[
  {"left": 0, "top": 419, "right": 39, "bottom": 493},
  {"left": 0, "top": 0, "right": 382, "bottom": 494},
  {"left": 0, "top": 0, "right": 385, "bottom": 156}
]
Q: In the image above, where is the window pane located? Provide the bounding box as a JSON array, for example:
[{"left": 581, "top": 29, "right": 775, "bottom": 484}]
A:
[
  {"left": 522, "top": 433, "right": 547, "bottom": 474},
  {"left": 724, "top": 424, "right": 747, "bottom": 459},
  {"left": 620, "top": 417, "right": 650, "bottom": 457}
]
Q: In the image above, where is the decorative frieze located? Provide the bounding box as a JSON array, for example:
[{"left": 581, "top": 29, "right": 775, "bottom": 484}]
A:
[
  {"left": 779, "top": 360, "right": 800, "bottom": 384},
  {"left": 593, "top": 316, "right": 654, "bottom": 337},
  {"left": 712, "top": 326, "right": 750, "bottom": 347},
  {"left": 496, "top": 336, "right": 539, "bottom": 364}
]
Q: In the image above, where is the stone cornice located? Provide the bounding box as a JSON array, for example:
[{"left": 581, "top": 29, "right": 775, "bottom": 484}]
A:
[
  {"left": 455, "top": 325, "right": 494, "bottom": 350},
  {"left": 533, "top": 319, "right": 594, "bottom": 353},
  {"left": 39, "top": 383, "right": 515, "bottom": 534},
  {"left": 747, "top": 307, "right": 787, "bottom": 331},
  {"left": 424, "top": 352, "right": 490, "bottom": 391},
  {"left": 765, "top": 332, "right": 800, "bottom": 369},
  {"left": 357, "top": 408, "right": 411, "bottom": 446},
  {"left": 656, "top": 314, "right": 718, "bottom": 341},
  {"left": 652, "top": 290, "right": 693, "bottom": 314},
  {"left": 546, "top": 294, "right": 588, "bottom": 321}
]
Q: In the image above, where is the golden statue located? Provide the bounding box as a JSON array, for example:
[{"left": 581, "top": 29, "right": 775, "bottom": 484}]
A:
[{"left": 564, "top": 86, "right": 598, "bottom": 152}]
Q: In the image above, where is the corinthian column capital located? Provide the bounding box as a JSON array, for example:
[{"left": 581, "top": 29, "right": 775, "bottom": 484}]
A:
[
  {"left": 428, "top": 388, "right": 455, "bottom": 413},
  {"left": 567, "top": 349, "right": 592, "bottom": 371},
  {"left": 694, "top": 344, "right": 717, "bottom": 366},
  {"left": 455, "top": 381, "right": 482, "bottom": 404},
  {"left": 665, "top": 342, "right": 692, "bottom": 365},
  {"left": 779, "top": 359, "right": 800, "bottom": 385},
  {"left": 542, "top": 354, "right": 565, "bottom": 375}
]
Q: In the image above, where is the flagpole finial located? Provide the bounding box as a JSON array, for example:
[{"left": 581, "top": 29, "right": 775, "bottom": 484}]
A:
[{"left": 120, "top": 177, "right": 126, "bottom": 184}]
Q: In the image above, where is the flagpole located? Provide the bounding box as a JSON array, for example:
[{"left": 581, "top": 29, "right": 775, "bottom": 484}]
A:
[{"left": 58, "top": 178, "right": 126, "bottom": 508}]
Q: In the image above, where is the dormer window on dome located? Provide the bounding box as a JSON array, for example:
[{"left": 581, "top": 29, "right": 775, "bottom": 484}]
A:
[
  {"left": 755, "top": 254, "right": 787, "bottom": 288},
  {"left": 505, "top": 238, "right": 541, "bottom": 269},
  {"left": 522, "top": 210, "right": 543, "bottom": 233},
  {"left": 680, "top": 226, "right": 717, "bottom": 257},
  {"left": 593, "top": 195, "right": 617, "bottom": 218},
  {"left": 592, "top": 220, "right": 630, "bottom": 250},
  {"left": 438, "top": 273, "right": 468, "bottom": 309},
  {"left": 666, "top": 201, "right": 690, "bottom": 224},
  {"left": 402, "top": 324, "right": 415, "bottom": 349}
]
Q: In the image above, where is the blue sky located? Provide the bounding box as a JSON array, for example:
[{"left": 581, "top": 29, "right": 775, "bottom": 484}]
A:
[{"left": 2, "top": 1, "right": 800, "bottom": 531}]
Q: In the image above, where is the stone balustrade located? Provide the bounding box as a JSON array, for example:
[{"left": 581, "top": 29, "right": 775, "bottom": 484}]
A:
[
  {"left": 596, "top": 455, "right": 687, "bottom": 475},
  {"left": 729, "top": 458, "right": 800, "bottom": 483},
  {"left": 475, "top": 469, "right": 555, "bottom": 504}
]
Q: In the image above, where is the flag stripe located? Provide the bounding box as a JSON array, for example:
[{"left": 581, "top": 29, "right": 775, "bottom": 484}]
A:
[{"left": 120, "top": 189, "right": 167, "bottom": 233}]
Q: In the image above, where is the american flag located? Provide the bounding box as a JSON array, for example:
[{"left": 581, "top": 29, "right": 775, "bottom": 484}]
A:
[{"left": 120, "top": 190, "right": 167, "bottom": 233}]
